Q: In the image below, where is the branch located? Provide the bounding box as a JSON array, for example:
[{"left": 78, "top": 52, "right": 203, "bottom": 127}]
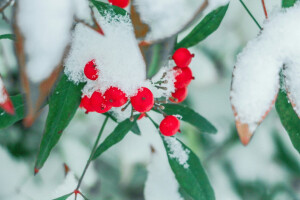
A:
[
  {"left": 261, "top": 0, "right": 268, "bottom": 19},
  {"left": 0, "top": 0, "right": 13, "bottom": 13}
]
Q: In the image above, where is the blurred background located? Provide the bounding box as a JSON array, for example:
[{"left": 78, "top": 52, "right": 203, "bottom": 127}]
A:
[{"left": 1, "top": 0, "right": 300, "bottom": 199}]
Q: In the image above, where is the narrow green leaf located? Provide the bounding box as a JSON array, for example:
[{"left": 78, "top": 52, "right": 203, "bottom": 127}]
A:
[
  {"left": 0, "top": 94, "right": 25, "bottom": 129},
  {"left": 35, "top": 74, "right": 85, "bottom": 170},
  {"left": 176, "top": 4, "right": 229, "bottom": 49},
  {"left": 0, "top": 34, "right": 15, "bottom": 41},
  {"left": 161, "top": 136, "right": 215, "bottom": 200},
  {"left": 53, "top": 193, "right": 73, "bottom": 200},
  {"left": 156, "top": 104, "right": 217, "bottom": 134},
  {"left": 92, "top": 116, "right": 138, "bottom": 159},
  {"left": 275, "top": 90, "right": 300, "bottom": 154},
  {"left": 131, "top": 122, "right": 141, "bottom": 135},
  {"left": 282, "top": 0, "right": 298, "bottom": 8},
  {"left": 91, "top": 0, "right": 127, "bottom": 16}
]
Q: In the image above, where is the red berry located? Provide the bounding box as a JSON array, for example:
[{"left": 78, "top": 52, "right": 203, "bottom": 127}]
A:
[
  {"left": 80, "top": 95, "right": 94, "bottom": 113},
  {"left": 84, "top": 59, "right": 98, "bottom": 80},
  {"left": 173, "top": 66, "right": 193, "bottom": 89},
  {"left": 159, "top": 115, "right": 180, "bottom": 136},
  {"left": 130, "top": 87, "right": 154, "bottom": 112},
  {"left": 170, "top": 87, "right": 188, "bottom": 103},
  {"left": 108, "top": 0, "right": 130, "bottom": 8},
  {"left": 172, "top": 48, "right": 194, "bottom": 68},
  {"left": 90, "top": 91, "right": 112, "bottom": 113},
  {"left": 104, "top": 87, "right": 128, "bottom": 107}
]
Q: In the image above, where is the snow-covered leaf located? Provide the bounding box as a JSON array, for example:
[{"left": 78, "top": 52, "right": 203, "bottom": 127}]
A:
[
  {"left": 230, "top": 3, "right": 300, "bottom": 144},
  {"left": 133, "top": 0, "right": 206, "bottom": 41},
  {"left": 17, "top": 0, "right": 90, "bottom": 83},
  {"left": 148, "top": 119, "right": 215, "bottom": 199},
  {"left": 157, "top": 104, "right": 217, "bottom": 134},
  {"left": 65, "top": 0, "right": 146, "bottom": 98},
  {"left": 176, "top": 3, "right": 229, "bottom": 49},
  {"left": 35, "top": 74, "right": 85, "bottom": 170},
  {"left": 92, "top": 116, "right": 139, "bottom": 160},
  {"left": 0, "top": 94, "right": 24, "bottom": 129},
  {"left": 0, "top": 34, "right": 15, "bottom": 40},
  {"left": 161, "top": 136, "right": 215, "bottom": 200}
]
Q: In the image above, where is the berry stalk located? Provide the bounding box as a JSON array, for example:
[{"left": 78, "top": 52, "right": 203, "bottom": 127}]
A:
[
  {"left": 239, "top": 0, "right": 262, "bottom": 30},
  {"left": 75, "top": 116, "right": 109, "bottom": 191}
]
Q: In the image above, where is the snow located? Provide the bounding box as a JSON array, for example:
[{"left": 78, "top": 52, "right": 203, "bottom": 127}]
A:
[
  {"left": 144, "top": 151, "right": 183, "bottom": 200},
  {"left": 164, "top": 136, "right": 190, "bottom": 169},
  {"left": 205, "top": 0, "right": 230, "bottom": 15},
  {"left": 0, "top": 77, "right": 7, "bottom": 104},
  {"left": 133, "top": 0, "right": 205, "bottom": 41},
  {"left": 65, "top": 10, "right": 146, "bottom": 97},
  {"left": 65, "top": 9, "right": 178, "bottom": 121},
  {"left": 17, "top": 0, "right": 90, "bottom": 83},
  {"left": 0, "top": 146, "right": 28, "bottom": 197},
  {"left": 52, "top": 172, "right": 84, "bottom": 200},
  {"left": 230, "top": 3, "right": 300, "bottom": 132},
  {"left": 144, "top": 62, "right": 176, "bottom": 99}
]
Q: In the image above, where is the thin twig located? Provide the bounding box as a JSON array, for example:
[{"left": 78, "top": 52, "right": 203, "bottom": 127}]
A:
[
  {"left": 261, "top": 0, "right": 268, "bottom": 19},
  {"left": 239, "top": 0, "right": 262, "bottom": 30},
  {"left": 0, "top": 0, "right": 13, "bottom": 13},
  {"left": 75, "top": 116, "right": 109, "bottom": 190}
]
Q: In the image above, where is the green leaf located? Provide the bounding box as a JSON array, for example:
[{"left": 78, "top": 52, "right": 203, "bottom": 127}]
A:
[
  {"left": 275, "top": 90, "right": 300, "bottom": 154},
  {"left": 0, "top": 94, "right": 25, "bottom": 129},
  {"left": 175, "top": 4, "right": 229, "bottom": 49},
  {"left": 35, "top": 74, "right": 85, "bottom": 170},
  {"left": 91, "top": 0, "right": 127, "bottom": 16},
  {"left": 92, "top": 116, "right": 138, "bottom": 160},
  {"left": 53, "top": 193, "right": 73, "bottom": 200},
  {"left": 161, "top": 136, "right": 215, "bottom": 200},
  {"left": 157, "top": 104, "right": 217, "bottom": 134},
  {"left": 0, "top": 34, "right": 15, "bottom": 40},
  {"left": 131, "top": 122, "right": 141, "bottom": 135},
  {"left": 282, "top": 0, "right": 298, "bottom": 8},
  {"left": 147, "top": 117, "right": 215, "bottom": 199}
]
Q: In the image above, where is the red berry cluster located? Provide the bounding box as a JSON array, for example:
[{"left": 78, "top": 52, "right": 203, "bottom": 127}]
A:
[
  {"left": 80, "top": 60, "right": 155, "bottom": 115},
  {"left": 80, "top": 48, "right": 194, "bottom": 137},
  {"left": 170, "top": 48, "right": 195, "bottom": 103},
  {"left": 159, "top": 48, "right": 195, "bottom": 137}
]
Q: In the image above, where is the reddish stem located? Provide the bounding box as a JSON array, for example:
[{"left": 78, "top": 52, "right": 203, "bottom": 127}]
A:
[{"left": 261, "top": 0, "right": 268, "bottom": 19}]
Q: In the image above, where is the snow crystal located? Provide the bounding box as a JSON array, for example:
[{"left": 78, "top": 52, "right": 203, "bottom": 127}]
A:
[
  {"left": 231, "top": 3, "right": 300, "bottom": 131},
  {"left": 173, "top": 114, "right": 183, "bottom": 120},
  {"left": 134, "top": 0, "right": 205, "bottom": 41},
  {"left": 0, "top": 77, "right": 7, "bottom": 104},
  {"left": 144, "top": 62, "right": 176, "bottom": 99},
  {"left": 65, "top": 10, "right": 146, "bottom": 97},
  {"left": 164, "top": 137, "right": 190, "bottom": 169},
  {"left": 17, "top": 0, "right": 90, "bottom": 83},
  {"left": 144, "top": 151, "right": 183, "bottom": 200}
]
